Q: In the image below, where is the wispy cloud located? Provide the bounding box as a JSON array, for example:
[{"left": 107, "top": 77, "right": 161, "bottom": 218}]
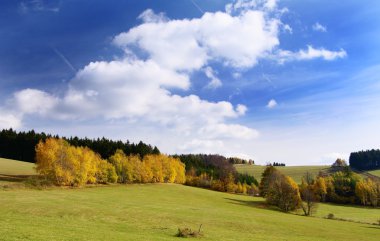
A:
[
  {"left": 19, "top": 0, "right": 60, "bottom": 14},
  {"left": 277, "top": 45, "right": 347, "bottom": 62},
  {"left": 312, "top": 22, "right": 327, "bottom": 32},
  {"left": 204, "top": 67, "right": 222, "bottom": 89}
]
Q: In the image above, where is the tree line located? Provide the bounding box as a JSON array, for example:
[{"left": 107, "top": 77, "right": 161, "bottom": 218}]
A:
[
  {"left": 0, "top": 128, "right": 160, "bottom": 163},
  {"left": 259, "top": 165, "right": 380, "bottom": 215},
  {"left": 35, "top": 138, "right": 185, "bottom": 186},
  {"left": 174, "top": 154, "right": 259, "bottom": 195},
  {"left": 349, "top": 149, "right": 380, "bottom": 170}
]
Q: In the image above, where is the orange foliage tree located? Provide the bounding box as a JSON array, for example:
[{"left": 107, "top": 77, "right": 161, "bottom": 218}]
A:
[{"left": 35, "top": 138, "right": 117, "bottom": 186}]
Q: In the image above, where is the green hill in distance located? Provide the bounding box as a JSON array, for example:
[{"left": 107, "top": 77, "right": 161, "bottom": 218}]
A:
[
  {"left": 235, "top": 165, "right": 330, "bottom": 184},
  {"left": 0, "top": 158, "right": 36, "bottom": 176}
]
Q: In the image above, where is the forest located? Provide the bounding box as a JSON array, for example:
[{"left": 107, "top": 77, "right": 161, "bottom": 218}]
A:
[
  {"left": 1, "top": 128, "right": 380, "bottom": 210},
  {"left": 0, "top": 128, "right": 160, "bottom": 163},
  {"left": 349, "top": 149, "right": 380, "bottom": 170}
]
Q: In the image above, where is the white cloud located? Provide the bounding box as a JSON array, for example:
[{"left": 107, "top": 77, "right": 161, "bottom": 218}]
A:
[
  {"left": 43, "top": 58, "right": 255, "bottom": 144},
  {"left": 114, "top": 8, "right": 280, "bottom": 70},
  {"left": 204, "top": 67, "right": 222, "bottom": 89},
  {"left": 283, "top": 24, "right": 292, "bottom": 34},
  {"left": 2, "top": 1, "right": 353, "bottom": 161},
  {"left": 225, "top": 0, "right": 277, "bottom": 14},
  {"left": 0, "top": 110, "right": 22, "bottom": 130},
  {"left": 267, "top": 99, "right": 277, "bottom": 108},
  {"left": 312, "top": 22, "right": 327, "bottom": 32},
  {"left": 236, "top": 104, "right": 248, "bottom": 115},
  {"left": 277, "top": 45, "right": 347, "bottom": 62},
  {"left": 138, "top": 9, "right": 168, "bottom": 23},
  {"left": 12, "top": 88, "right": 58, "bottom": 115}
]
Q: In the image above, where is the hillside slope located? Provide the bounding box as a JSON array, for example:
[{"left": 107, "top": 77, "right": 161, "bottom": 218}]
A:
[
  {"left": 1, "top": 184, "right": 379, "bottom": 241},
  {"left": 0, "top": 158, "right": 36, "bottom": 175},
  {"left": 235, "top": 165, "right": 330, "bottom": 183}
]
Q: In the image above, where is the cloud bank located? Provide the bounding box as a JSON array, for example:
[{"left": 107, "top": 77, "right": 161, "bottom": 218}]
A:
[{"left": 1, "top": 0, "right": 348, "bottom": 159}]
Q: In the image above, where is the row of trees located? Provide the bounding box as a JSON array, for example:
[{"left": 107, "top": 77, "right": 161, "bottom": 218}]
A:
[
  {"left": 36, "top": 138, "right": 117, "bottom": 186},
  {"left": 259, "top": 166, "right": 380, "bottom": 214},
  {"left": 298, "top": 170, "right": 380, "bottom": 214},
  {"left": 227, "top": 157, "right": 254, "bottom": 165},
  {"left": 349, "top": 149, "right": 380, "bottom": 170},
  {"left": 0, "top": 128, "right": 160, "bottom": 163},
  {"left": 109, "top": 150, "right": 185, "bottom": 184},
  {"left": 35, "top": 138, "right": 185, "bottom": 186},
  {"left": 175, "top": 154, "right": 259, "bottom": 195},
  {"left": 266, "top": 162, "right": 286, "bottom": 166}
]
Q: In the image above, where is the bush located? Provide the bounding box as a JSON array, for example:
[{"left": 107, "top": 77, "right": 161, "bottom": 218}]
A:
[
  {"left": 176, "top": 225, "right": 203, "bottom": 238},
  {"left": 327, "top": 213, "right": 335, "bottom": 219}
]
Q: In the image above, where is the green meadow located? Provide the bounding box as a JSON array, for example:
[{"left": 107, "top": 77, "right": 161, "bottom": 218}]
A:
[
  {"left": 368, "top": 169, "right": 380, "bottom": 177},
  {"left": 1, "top": 159, "right": 379, "bottom": 241},
  {"left": 1, "top": 184, "right": 380, "bottom": 241},
  {"left": 0, "top": 158, "right": 36, "bottom": 176},
  {"left": 235, "top": 164, "right": 330, "bottom": 183}
]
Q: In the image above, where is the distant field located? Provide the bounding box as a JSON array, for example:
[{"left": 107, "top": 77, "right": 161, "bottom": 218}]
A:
[
  {"left": 368, "top": 169, "right": 380, "bottom": 177},
  {"left": 1, "top": 184, "right": 379, "bottom": 241},
  {"left": 0, "top": 158, "right": 36, "bottom": 175},
  {"left": 235, "top": 165, "right": 330, "bottom": 183}
]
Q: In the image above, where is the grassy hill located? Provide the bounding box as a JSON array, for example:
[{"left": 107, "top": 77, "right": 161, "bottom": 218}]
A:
[
  {"left": 1, "top": 159, "right": 379, "bottom": 240},
  {"left": 1, "top": 184, "right": 379, "bottom": 241},
  {"left": 0, "top": 158, "right": 36, "bottom": 176},
  {"left": 368, "top": 169, "right": 380, "bottom": 177},
  {"left": 235, "top": 165, "right": 330, "bottom": 183}
]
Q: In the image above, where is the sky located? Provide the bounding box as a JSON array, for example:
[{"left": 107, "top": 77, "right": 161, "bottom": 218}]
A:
[{"left": 1, "top": 0, "right": 380, "bottom": 165}]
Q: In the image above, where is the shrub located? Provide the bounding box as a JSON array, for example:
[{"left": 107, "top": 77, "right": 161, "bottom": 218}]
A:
[
  {"left": 176, "top": 225, "right": 203, "bottom": 238},
  {"left": 327, "top": 213, "right": 335, "bottom": 219}
]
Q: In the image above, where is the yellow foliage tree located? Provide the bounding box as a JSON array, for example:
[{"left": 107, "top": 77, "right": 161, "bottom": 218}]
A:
[
  {"left": 36, "top": 138, "right": 117, "bottom": 186},
  {"left": 356, "top": 178, "right": 379, "bottom": 207}
]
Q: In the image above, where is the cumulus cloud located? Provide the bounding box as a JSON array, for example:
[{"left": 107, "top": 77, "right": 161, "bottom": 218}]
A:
[
  {"left": 1, "top": 0, "right": 348, "bottom": 158},
  {"left": 12, "top": 89, "right": 58, "bottom": 115},
  {"left": 277, "top": 45, "right": 347, "bottom": 62},
  {"left": 114, "top": 8, "right": 280, "bottom": 70},
  {"left": 267, "top": 99, "right": 277, "bottom": 108},
  {"left": 312, "top": 22, "right": 327, "bottom": 32}
]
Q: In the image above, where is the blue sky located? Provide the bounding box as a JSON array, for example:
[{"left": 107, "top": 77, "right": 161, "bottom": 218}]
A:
[{"left": 1, "top": 0, "right": 380, "bottom": 165}]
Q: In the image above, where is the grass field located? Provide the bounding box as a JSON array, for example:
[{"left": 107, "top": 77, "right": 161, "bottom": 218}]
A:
[
  {"left": 235, "top": 165, "right": 330, "bottom": 183},
  {"left": 368, "top": 169, "right": 380, "bottom": 177},
  {"left": 0, "top": 158, "right": 36, "bottom": 175},
  {"left": 1, "top": 184, "right": 380, "bottom": 241},
  {"left": 1, "top": 159, "right": 379, "bottom": 241}
]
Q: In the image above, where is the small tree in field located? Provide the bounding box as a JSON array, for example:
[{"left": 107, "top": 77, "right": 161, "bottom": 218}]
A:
[
  {"left": 266, "top": 171, "right": 301, "bottom": 212},
  {"left": 299, "top": 172, "right": 318, "bottom": 216},
  {"left": 259, "top": 166, "right": 278, "bottom": 197}
]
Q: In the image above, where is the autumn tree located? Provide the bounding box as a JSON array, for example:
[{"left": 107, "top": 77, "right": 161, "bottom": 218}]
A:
[
  {"left": 108, "top": 150, "right": 186, "bottom": 184},
  {"left": 299, "top": 172, "right": 318, "bottom": 216},
  {"left": 259, "top": 166, "right": 278, "bottom": 197},
  {"left": 314, "top": 176, "right": 327, "bottom": 202},
  {"left": 355, "top": 178, "right": 379, "bottom": 207},
  {"left": 35, "top": 138, "right": 117, "bottom": 186},
  {"left": 265, "top": 171, "right": 301, "bottom": 212}
]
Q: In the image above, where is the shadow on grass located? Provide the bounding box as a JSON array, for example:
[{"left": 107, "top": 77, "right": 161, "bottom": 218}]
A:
[
  {"left": 224, "top": 197, "right": 280, "bottom": 212},
  {"left": 364, "top": 226, "right": 380, "bottom": 229},
  {"left": 0, "top": 174, "right": 31, "bottom": 183}
]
